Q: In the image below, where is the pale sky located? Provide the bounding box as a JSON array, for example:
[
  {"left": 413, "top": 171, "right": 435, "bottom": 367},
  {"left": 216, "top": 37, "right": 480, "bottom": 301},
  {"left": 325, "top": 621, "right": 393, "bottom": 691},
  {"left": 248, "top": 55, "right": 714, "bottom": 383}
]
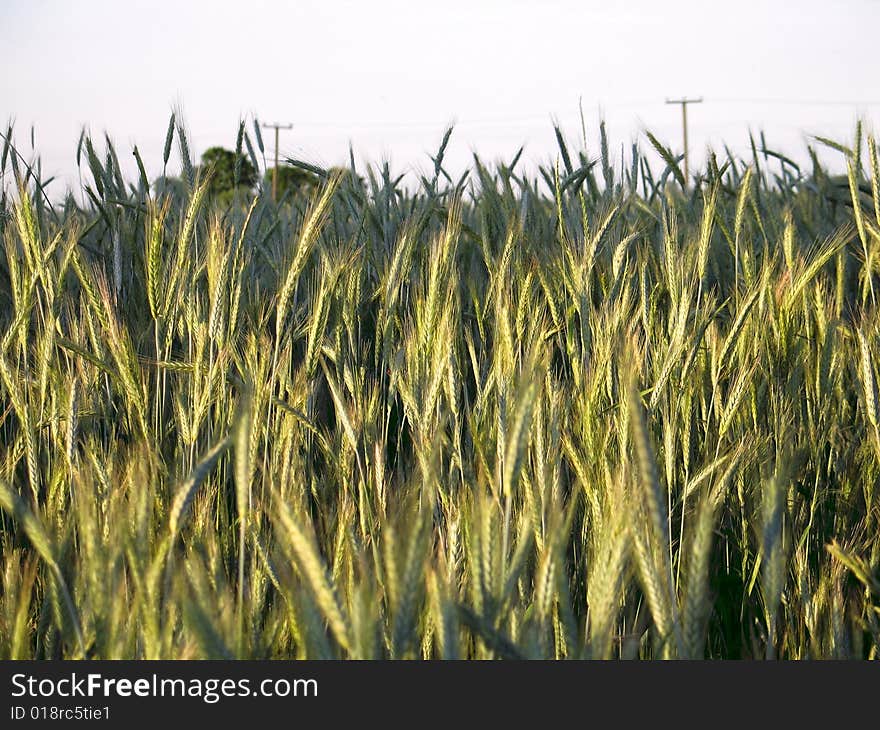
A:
[{"left": 2, "top": 0, "right": 879, "bottom": 192}]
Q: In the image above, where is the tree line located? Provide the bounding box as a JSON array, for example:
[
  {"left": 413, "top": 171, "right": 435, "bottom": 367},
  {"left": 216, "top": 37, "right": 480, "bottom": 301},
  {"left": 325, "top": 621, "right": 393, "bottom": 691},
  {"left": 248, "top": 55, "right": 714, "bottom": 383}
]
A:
[{"left": 155, "top": 146, "right": 322, "bottom": 205}]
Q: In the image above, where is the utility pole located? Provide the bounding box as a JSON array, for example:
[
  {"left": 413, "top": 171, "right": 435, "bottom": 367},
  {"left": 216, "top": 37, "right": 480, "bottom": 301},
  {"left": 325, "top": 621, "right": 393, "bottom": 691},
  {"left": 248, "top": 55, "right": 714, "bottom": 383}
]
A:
[
  {"left": 261, "top": 121, "right": 293, "bottom": 202},
  {"left": 665, "top": 97, "right": 702, "bottom": 186}
]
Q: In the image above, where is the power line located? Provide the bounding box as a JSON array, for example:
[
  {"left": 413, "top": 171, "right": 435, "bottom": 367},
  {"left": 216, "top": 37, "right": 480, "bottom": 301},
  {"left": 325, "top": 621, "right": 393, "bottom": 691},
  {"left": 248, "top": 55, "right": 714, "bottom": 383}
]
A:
[
  {"left": 708, "top": 97, "right": 880, "bottom": 107},
  {"left": 281, "top": 98, "right": 880, "bottom": 133}
]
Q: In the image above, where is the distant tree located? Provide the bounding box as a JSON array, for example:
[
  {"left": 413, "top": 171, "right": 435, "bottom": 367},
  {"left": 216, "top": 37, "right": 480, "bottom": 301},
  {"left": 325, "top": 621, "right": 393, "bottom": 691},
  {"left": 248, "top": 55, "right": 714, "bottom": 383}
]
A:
[
  {"left": 199, "top": 146, "right": 257, "bottom": 201},
  {"left": 263, "top": 164, "right": 320, "bottom": 200},
  {"left": 152, "top": 174, "right": 187, "bottom": 202},
  {"left": 263, "top": 165, "right": 366, "bottom": 202},
  {"left": 328, "top": 166, "right": 364, "bottom": 188}
]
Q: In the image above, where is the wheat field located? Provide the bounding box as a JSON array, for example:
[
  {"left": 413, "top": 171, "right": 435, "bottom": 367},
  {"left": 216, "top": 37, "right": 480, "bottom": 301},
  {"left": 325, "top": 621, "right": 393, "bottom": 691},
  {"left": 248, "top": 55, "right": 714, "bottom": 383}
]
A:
[{"left": 0, "top": 117, "right": 878, "bottom": 659}]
